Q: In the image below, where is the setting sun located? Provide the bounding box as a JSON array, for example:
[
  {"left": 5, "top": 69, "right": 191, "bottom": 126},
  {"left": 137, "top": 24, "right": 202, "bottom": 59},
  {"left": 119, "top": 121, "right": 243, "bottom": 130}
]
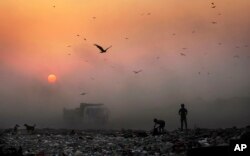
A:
[{"left": 48, "top": 74, "right": 57, "bottom": 83}]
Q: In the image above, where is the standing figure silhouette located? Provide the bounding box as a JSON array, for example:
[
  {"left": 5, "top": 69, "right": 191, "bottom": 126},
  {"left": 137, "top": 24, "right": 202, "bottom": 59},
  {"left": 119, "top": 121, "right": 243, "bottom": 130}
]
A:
[{"left": 179, "top": 104, "right": 188, "bottom": 131}]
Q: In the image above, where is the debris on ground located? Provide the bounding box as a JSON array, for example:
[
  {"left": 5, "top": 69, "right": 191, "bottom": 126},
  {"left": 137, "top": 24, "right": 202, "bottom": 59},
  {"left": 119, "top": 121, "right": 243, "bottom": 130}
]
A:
[{"left": 0, "top": 127, "right": 245, "bottom": 155}]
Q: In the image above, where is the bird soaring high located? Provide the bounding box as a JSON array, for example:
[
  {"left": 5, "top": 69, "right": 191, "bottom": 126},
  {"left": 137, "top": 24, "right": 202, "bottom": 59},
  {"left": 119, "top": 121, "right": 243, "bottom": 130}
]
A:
[
  {"left": 180, "top": 53, "right": 186, "bottom": 56},
  {"left": 133, "top": 70, "right": 143, "bottom": 74},
  {"left": 94, "top": 44, "right": 112, "bottom": 53},
  {"left": 80, "top": 92, "right": 87, "bottom": 96}
]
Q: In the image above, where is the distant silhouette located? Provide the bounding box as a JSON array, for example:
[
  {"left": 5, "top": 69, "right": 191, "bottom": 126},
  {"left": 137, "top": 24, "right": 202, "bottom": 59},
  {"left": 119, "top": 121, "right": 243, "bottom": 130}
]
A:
[
  {"left": 70, "top": 130, "right": 76, "bottom": 135},
  {"left": 153, "top": 118, "right": 165, "bottom": 133},
  {"left": 94, "top": 44, "right": 112, "bottom": 53},
  {"left": 180, "top": 53, "right": 186, "bottom": 56},
  {"left": 211, "top": 21, "right": 217, "bottom": 24},
  {"left": 179, "top": 104, "right": 188, "bottom": 131},
  {"left": 13, "top": 124, "right": 20, "bottom": 134},
  {"left": 24, "top": 124, "right": 36, "bottom": 133},
  {"left": 133, "top": 70, "right": 142, "bottom": 74},
  {"left": 80, "top": 92, "right": 87, "bottom": 96}
]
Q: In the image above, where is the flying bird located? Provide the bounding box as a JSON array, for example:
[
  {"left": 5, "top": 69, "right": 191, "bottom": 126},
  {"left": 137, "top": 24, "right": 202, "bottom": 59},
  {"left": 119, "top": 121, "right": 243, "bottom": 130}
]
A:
[
  {"left": 133, "top": 70, "right": 142, "bottom": 74},
  {"left": 211, "top": 21, "right": 217, "bottom": 24},
  {"left": 94, "top": 44, "right": 112, "bottom": 53},
  {"left": 180, "top": 53, "right": 186, "bottom": 56},
  {"left": 233, "top": 55, "right": 240, "bottom": 58},
  {"left": 80, "top": 92, "right": 87, "bottom": 96}
]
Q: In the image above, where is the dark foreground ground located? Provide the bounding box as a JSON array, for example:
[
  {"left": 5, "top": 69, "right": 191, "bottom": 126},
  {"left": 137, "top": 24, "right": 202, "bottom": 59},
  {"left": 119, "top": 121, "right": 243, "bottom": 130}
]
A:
[{"left": 0, "top": 127, "right": 248, "bottom": 156}]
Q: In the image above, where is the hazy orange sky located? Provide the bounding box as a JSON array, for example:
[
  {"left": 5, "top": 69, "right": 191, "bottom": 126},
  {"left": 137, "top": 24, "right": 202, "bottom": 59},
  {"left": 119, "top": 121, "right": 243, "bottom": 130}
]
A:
[{"left": 0, "top": 0, "right": 250, "bottom": 129}]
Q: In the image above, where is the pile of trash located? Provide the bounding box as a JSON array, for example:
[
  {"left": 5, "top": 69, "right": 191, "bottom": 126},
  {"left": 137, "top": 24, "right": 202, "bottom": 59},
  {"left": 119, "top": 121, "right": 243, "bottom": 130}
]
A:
[{"left": 0, "top": 127, "right": 245, "bottom": 155}]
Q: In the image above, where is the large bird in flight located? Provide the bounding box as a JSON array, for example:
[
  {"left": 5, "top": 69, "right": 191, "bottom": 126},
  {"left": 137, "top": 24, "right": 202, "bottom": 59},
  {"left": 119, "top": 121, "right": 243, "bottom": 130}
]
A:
[
  {"left": 180, "top": 53, "right": 186, "bottom": 56},
  {"left": 80, "top": 92, "right": 87, "bottom": 96},
  {"left": 133, "top": 70, "right": 143, "bottom": 74},
  {"left": 94, "top": 44, "right": 112, "bottom": 53}
]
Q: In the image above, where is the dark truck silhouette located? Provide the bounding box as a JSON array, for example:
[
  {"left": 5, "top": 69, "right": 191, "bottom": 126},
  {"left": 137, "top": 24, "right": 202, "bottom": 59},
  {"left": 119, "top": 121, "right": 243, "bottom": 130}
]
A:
[{"left": 63, "top": 103, "right": 109, "bottom": 128}]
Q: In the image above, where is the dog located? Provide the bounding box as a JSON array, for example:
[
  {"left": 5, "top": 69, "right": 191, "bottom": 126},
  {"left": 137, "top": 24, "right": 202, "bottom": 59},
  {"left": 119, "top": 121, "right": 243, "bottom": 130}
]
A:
[{"left": 24, "top": 124, "right": 36, "bottom": 133}]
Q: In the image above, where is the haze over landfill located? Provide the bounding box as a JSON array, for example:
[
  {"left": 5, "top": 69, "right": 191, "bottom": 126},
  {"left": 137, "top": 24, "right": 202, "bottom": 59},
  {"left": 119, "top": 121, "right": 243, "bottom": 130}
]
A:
[{"left": 0, "top": 0, "right": 250, "bottom": 130}]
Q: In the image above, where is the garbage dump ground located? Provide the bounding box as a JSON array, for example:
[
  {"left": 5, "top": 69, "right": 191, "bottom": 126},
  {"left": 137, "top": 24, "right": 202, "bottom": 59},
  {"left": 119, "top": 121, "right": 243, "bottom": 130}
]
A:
[{"left": 0, "top": 128, "right": 244, "bottom": 156}]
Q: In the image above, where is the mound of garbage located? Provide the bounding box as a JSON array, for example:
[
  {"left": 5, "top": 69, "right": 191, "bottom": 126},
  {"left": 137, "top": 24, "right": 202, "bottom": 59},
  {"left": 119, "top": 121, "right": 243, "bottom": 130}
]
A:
[{"left": 0, "top": 127, "right": 247, "bottom": 156}]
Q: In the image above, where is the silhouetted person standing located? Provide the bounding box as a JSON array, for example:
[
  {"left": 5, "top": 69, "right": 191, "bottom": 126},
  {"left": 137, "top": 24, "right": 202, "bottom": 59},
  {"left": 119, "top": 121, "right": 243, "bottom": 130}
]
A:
[{"left": 179, "top": 104, "right": 188, "bottom": 131}]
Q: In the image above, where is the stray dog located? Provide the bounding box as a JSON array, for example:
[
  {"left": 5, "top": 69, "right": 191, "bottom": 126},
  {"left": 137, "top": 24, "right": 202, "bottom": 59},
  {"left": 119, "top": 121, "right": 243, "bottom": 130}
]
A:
[
  {"left": 12, "top": 124, "right": 20, "bottom": 134},
  {"left": 24, "top": 124, "right": 36, "bottom": 133}
]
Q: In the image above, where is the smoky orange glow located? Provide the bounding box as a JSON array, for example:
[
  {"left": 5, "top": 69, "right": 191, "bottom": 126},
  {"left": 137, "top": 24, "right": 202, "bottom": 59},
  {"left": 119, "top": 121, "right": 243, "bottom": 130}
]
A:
[
  {"left": 0, "top": 0, "right": 249, "bottom": 80},
  {"left": 48, "top": 74, "right": 57, "bottom": 83}
]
